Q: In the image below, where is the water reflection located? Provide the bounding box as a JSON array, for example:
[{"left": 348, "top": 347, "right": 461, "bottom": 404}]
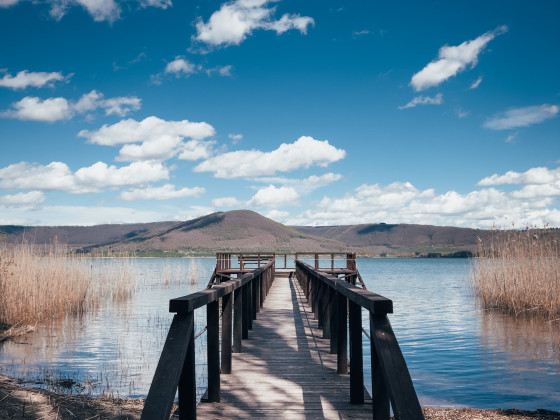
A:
[
  {"left": 1, "top": 257, "right": 559, "bottom": 410},
  {"left": 0, "top": 258, "right": 214, "bottom": 399},
  {"left": 358, "top": 258, "right": 560, "bottom": 410}
]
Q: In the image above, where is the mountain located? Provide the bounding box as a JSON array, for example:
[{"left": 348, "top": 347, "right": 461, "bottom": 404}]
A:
[
  {"left": 1, "top": 211, "right": 493, "bottom": 256},
  {"left": 0, "top": 222, "right": 176, "bottom": 248},
  {"left": 291, "top": 223, "right": 490, "bottom": 250},
  {"left": 80, "top": 210, "right": 350, "bottom": 255}
]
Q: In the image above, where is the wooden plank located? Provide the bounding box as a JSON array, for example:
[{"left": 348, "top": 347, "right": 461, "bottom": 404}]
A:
[
  {"left": 196, "top": 276, "right": 372, "bottom": 419},
  {"left": 370, "top": 314, "right": 424, "bottom": 420},
  {"left": 141, "top": 312, "right": 193, "bottom": 420}
]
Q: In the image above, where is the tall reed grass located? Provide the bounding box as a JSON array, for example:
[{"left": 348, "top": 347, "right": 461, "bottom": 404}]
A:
[
  {"left": 0, "top": 242, "right": 135, "bottom": 327},
  {"left": 470, "top": 227, "right": 560, "bottom": 319}
]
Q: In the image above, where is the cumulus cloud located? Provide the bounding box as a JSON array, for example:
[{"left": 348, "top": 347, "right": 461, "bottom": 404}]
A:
[
  {"left": 399, "top": 93, "right": 443, "bottom": 110},
  {"left": 0, "top": 191, "right": 46, "bottom": 208},
  {"left": 0, "top": 161, "right": 169, "bottom": 194},
  {"left": 0, "top": 70, "right": 70, "bottom": 90},
  {"left": 410, "top": 25, "right": 507, "bottom": 91},
  {"left": 1, "top": 90, "right": 141, "bottom": 122},
  {"left": 287, "top": 171, "right": 560, "bottom": 228},
  {"left": 195, "top": 136, "right": 346, "bottom": 178},
  {"left": 255, "top": 172, "right": 342, "bottom": 192},
  {"left": 477, "top": 167, "right": 560, "bottom": 187},
  {"left": 151, "top": 58, "right": 232, "bottom": 84},
  {"left": 193, "top": 0, "right": 314, "bottom": 48},
  {"left": 119, "top": 184, "right": 205, "bottom": 201},
  {"left": 248, "top": 185, "right": 299, "bottom": 207},
  {"left": 483, "top": 104, "right": 559, "bottom": 130},
  {"left": 165, "top": 57, "right": 196, "bottom": 77},
  {"left": 49, "top": 0, "right": 122, "bottom": 22},
  {"left": 212, "top": 185, "right": 299, "bottom": 209},
  {"left": 78, "top": 116, "right": 216, "bottom": 162}
]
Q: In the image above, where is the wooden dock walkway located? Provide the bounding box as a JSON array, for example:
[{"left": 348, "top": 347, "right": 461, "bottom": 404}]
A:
[
  {"left": 196, "top": 274, "right": 371, "bottom": 419},
  {"left": 141, "top": 253, "right": 424, "bottom": 420}
]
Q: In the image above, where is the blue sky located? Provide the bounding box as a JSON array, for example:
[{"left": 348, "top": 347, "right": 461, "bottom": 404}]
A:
[{"left": 0, "top": 0, "right": 559, "bottom": 227}]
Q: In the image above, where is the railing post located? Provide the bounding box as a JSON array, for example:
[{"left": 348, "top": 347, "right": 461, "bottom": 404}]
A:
[
  {"left": 349, "top": 300, "right": 363, "bottom": 404},
  {"left": 207, "top": 300, "right": 220, "bottom": 402},
  {"left": 317, "top": 281, "right": 324, "bottom": 329},
  {"left": 242, "top": 283, "right": 249, "bottom": 338},
  {"left": 322, "top": 284, "right": 330, "bottom": 338},
  {"left": 221, "top": 292, "right": 233, "bottom": 374},
  {"left": 233, "top": 287, "right": 242, "bottom": 353},
  {"left": 337, "top": 293, "right": 347, "bottom": 374},
  {"left": 329, "top": 287, "right": 337, "bottom": 353},
  {"left": 370, "top": 314, "right": 390, "bottom": 420},
  {"left": 178, "top": 313, "right": 196, "bottom": 420},
  {"left": 252, "top": 276, "right": 258, "bottom": 319},
  {"left": 259, "top": 272, "right": 264, "bottom": 307}
]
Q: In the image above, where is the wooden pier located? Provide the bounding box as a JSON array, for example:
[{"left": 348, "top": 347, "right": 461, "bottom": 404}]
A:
[{"left": 141, "top": 253, "right": 424, "bottom": 420}]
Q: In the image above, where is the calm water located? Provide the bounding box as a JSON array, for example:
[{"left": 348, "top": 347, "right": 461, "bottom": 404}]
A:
[{"left": 1, "top": 257, "right": 558, "bottom": 409}]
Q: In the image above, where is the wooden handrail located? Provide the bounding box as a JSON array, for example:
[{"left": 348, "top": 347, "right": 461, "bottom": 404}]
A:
[
  {"left": 295, "top": 260, "right": 424, "bottom": 420},
  {"left": 141, "top": 260, "right": 276, "bottom": 420}
]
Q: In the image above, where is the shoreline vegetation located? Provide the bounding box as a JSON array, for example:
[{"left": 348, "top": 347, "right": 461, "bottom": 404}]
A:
[
  {"left": 471, "top": 227, "right": 560, "bottom": 320},
  {"left": 0, "top": 242, "right": 134, "bottom": 329},
  {"left": 0, "top": 376, "right": 559, "bottom": 420}
]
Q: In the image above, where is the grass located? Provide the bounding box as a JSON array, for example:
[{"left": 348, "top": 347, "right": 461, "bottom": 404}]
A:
[
  {"left": 470, "top": 227, "right": 560, "bottom": 319},
  {"left": 0, "top": 242, "right": 134, "bottom": 327}
]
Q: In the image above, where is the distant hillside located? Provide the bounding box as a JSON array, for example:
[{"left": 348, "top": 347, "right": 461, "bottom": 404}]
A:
[
  {"left": 1, "top": 211, "right": 495, "bottom": 256},
  {"left": 82, "top": 210, "right": 350, "bottom": 254},
  {"left": 0, "top": 222, "right": 176, "bottom": 248},
  {"left": 292, "top": 223, "right": 491, "bottom": 250}
]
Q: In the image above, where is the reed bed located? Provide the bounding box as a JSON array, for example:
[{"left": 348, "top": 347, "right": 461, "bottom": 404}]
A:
[
  {"left": 0, "top": 243, "right": 135, "bottom": 327},
  {"left": 470, "top": 228, "right": 560, "bottom": 319}
]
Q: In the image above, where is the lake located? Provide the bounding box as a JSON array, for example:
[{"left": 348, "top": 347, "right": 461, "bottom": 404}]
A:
[{"left": 0, "top": 257, "right": 558, "bottom": 410}]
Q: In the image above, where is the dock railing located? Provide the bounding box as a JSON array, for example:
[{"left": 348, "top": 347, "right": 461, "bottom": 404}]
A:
[
  {"left": 295, "top": 260, "right": 424, "bottom": 420},
  {"left": 140, "top": 260, "right": 275, "bottom": 420}
]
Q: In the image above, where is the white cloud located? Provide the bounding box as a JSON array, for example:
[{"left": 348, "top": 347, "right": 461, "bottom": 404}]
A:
[
  {"left": 0, "top": 205, "right": 165, "bottom": 226},
  {"left": 78, "top": 116, "right": 215, "bottom": 162},
  {"left": 410, "top": 25, "right": 507, "bottom": 91},
  {"left": 193, "top": 0, "right": 314, "bottom": 48},
  {"left": 399, "top": 93, "right": 443, "bottom": 110},
  {"left": 255, "top": 172, "right": 342, "bottom": 192},
  {"left": 248, "top": 185, "right": 299, "bottom": 208},
  {"left": 1, "top": 96, "right": 72, "bottom": 122},
  {"left": 1, "top": 0, "right": 172, "bottom": 22},
  {"left": 1, "top": 90, "right": 141, "bottom": 122},
  {"left": 287, "top": 172, "right": 560, "bottom": 228},
  {"left": 49, "top": 0, "right": 121, "bottom": 22},
  {"left": 264, "top": 209, "right": 290, "bottom": 222},
  {"left": 140, "top": 0, "right": 171, "bottom": 9},
  {"left": 119, "top": 184, "right": 205, "bottom": 201},
  {"left": 505, "top": 132, "right": 518, "bottom": 143},
  {"left": 484, "top": 104, "right": 559, "bottom": 130},
  {"left": 228, "top": 133, "right": 243, "bottom": 142},
  {"left": 0, "top": 70, "right": 69, "bottom": 90},
  {"left": 0, "top": 191, "right": 46, "bottom": 208},
  {"left": 165, "top": 57, "right": 196, "bottom": 77},
  {"left": 0, "top": 160, "right": 169, "bottom": 194},
  {"left": 212, "top": 196, "right": 243, "bottom": 208},
  {"left": 0, "top": 0, "right": 21, "bottom": 7},
  {"left": 478, "top": 167, "right": 560, "bottom": 186},
  {"left": 152, "top": 58, "right": 233, "bottom": 83},
  {"left": 194, "top": 136, "right": 346, "bottom": 178},
  {"left": 470, "top": 76, "right": 482, "bottom": 89}
]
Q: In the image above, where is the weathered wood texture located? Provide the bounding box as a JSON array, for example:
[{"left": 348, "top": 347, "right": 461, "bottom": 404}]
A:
[{"left": 196, "top": 275, "right": 372, "bottom": 419}]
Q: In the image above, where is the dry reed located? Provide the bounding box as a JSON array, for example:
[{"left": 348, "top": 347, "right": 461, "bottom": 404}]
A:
[
  {"left": 470, "top": 227, "right": 560, "bottom": 319},
  {"left": 0, "top": 242, "right": 135, "bottom": 327}
]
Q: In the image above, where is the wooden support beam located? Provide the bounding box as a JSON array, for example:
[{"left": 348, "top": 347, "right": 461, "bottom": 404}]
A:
[
  {"left": 221, "top": 293, "right": 233, "bottom": 374},
  {"left": 207, "top": 300, "right": 220, "bottom": 402}
]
